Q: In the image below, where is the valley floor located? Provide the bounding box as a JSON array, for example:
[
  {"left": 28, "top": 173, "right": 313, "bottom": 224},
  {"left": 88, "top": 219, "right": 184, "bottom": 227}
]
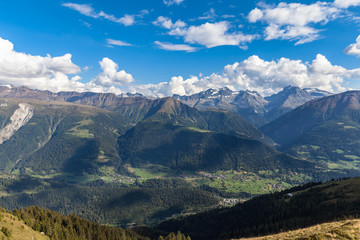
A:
[{"left": 238, "top": 219, "right": 360, "bottom": 240}]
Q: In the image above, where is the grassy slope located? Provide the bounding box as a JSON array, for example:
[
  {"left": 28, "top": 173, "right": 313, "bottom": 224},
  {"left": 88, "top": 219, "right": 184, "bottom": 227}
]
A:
[
  {"left": 239, "top": 219, "right": 360, "bottom": 240},
  {"left": 0, "top": 211, "right": 49, "bottom": 240}
]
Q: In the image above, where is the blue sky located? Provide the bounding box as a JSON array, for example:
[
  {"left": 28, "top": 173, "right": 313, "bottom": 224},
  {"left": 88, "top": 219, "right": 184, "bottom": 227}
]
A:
[{"left": 0, "top": 0, "right": 360, "bottom": 96}]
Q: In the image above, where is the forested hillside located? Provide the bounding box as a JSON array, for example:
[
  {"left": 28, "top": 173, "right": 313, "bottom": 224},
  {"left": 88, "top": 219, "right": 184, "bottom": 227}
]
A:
[{"left": 157, "top": 177, "right": 360, "bottom": 240}]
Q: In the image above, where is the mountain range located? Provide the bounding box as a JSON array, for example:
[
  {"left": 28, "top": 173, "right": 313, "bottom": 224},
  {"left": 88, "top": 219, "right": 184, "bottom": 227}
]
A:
[
  {"left": 2, "top": 84, "right": 360, "bottom": 228},
  {"left": 0, "top": 95, "right": 281, "bottom": 175},
  {"left": 0, "top": 84, "right": 331, "bottom": 127},
  {"left": 174, "top": 85, "right": 331, "bottom": 126}
]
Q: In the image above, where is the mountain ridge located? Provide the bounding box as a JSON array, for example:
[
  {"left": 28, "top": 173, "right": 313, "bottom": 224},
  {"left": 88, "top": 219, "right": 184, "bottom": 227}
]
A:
[
  {"left": 175, "top": 85, "right": 331, "bottom": 126},
  {"left": 261, "top": 90, "right": 360, "bottom": 174}
]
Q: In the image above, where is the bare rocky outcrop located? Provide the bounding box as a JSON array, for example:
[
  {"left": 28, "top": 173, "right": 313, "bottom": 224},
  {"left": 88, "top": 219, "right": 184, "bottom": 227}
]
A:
[{"left": 0, "top": 103, "right": 34, "bottom": 144}]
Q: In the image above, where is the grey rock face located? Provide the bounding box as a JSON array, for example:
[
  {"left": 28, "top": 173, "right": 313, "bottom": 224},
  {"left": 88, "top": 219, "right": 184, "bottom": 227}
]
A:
[{"left": 0, "top": 103, "right": 34, "bottom": 144}]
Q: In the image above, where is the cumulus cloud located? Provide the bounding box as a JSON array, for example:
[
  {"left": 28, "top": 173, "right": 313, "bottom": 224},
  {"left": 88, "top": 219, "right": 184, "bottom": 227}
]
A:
[
  {"left": 334, "top": 0, "right": 360, "bottom": 8},
  {"left": 0, "top": 37, "right": 83, "bottom": 92},
  {"left": 107, "top": 39, "right": 132, "bottom": 47},
  {"left": 248, "top": 2, "right": 339, "bottom": 44},
  {"left": 117, "top": 14, "right": 135, "bottom": 26},
  {"left": 163, "top": 0, "right": 184, "bottom": 6},
  {"left": 1, "top": 37, "right": 358, "bottom": 99},
  {"left": 168, "top": 21, "right": 256, "bottom": 48},
  {"left": 172, "top": 21, "right": 256, "bottom": 48},
  {"left": 154, "top": 16, "right": 255, "bottom": 49},
  {"left": 154, "top": 41, "right": 197, "bottom": 52},
  {"left": 128, "top": 54, "right": 360, "bottom": 97},
  {"left": 153, "top": 16, "right": 186, "bottom": 29},
  {"left": 0, "top": 37, "right": 135, "bottom": 95},
  {"left": 92, "top": 58, "right": 134, "bottom": 87},
  {"left": 63, "top": 3, "right": 140, "bottom": 26},
  {"left": 345, "top": 35, "right": 360, "bottom": 56},
  {"left": 248, "top": 8, "right": 263, "bottom": 23}
]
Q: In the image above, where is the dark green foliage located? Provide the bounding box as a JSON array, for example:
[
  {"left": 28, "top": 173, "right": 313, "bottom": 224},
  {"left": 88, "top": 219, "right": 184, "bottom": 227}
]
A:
[
  {"left": 19, "top": 113, "right": 123, "bottom": 175},
  {"left": 157, "top": 231, "right": 190, "bottom": 240},
  {"left": 136, "top": 179, "right": 191, "bottom": 189},
  {"left": 157, "top": 178, "right": 360, "bottom": 240},
  {"left": 118, "top": 121, "right": 314, "bottom": 173},
  {"left": 0, "top": 176, "right": 47, "bottom": 193},
  {"left": 286, "top": 120, "right": 360, "bottom": 163},
  {"left": 0, "top": 96, "right": 274, "bottom": 176},
  {"left": 0, "top": 114, "right": 55, "bottom": 172},
  {"left": 0, "top": 185, "right": 218, "bottom": 226},
  {"left": 0, "top": 101, "right": 124, "bottom": 175},
  {"left": 199, "top": 109, "right": 273, "bottom": 145},
  {"left": 1, "top": 226, "right": 11, "bottom": 237},
  {"left": 261, "top": 91, "right": 360, "bottom": 175},
  {"left": 144, "top": 98, "right": 273, "bottom": 145},
  {"left": 12, "top": 206, "right": 148, "bottom": 240}
]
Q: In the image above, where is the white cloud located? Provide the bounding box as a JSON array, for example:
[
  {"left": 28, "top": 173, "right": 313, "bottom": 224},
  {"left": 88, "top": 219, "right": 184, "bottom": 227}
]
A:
[
  {"left": 154, "top": 41, "right": 197, "bottom": 52},
  {"left": 248, "top": 8, "right": 263, "bottom": 23},
  {"left": 62, "top": 3, "right": 96, "bottom": 17},
  {"left": 264, "top": 24, "right": 322, "bottom": 45},
  {"left": 117, "top": 14, "right": 135, "bottom": 26},
  {"left": 249, "top": 2, "right": 339, "bottom": 44},
  {"left": 0, "top": 37, "right": 135, "bottom": 95},
  {"left": 92, "top": 58, "right": 134, "bottom": 87},
  {"left": 221, "top": 54, "right": 359, "bottom": 94},
  {"left": 169, "top": 21, "right": 256, "bottom": 48},
  {"left": 345, "top": 35, "right": 360, "bottom": 56},
  {"left": 198, "top": 8, "right": 217, "bottom": 20},
  {"left": 63, "top": 3, "right": 138, "bottom": 26},
  {"left": 2, "top": 37, "right": 358, "bottom": 99},
  {"left": 0, "top": 37, "right": 83, "bottom": 92},
  {"left": 107, "top": 39, "right": 132, "bottom": 47},
  {"left": 153, "top": 16, "right": 186, "bottom": 29},
  {"left": 154, "top": 17, "right": 255, "bottom": 49},
  {"left": 222, "top": 15, "right": 236, "bottom": 19},
  {"left": 163, "top": 0, "right": 184, "bottom": 6},
  {"left": 334, "top": 0, "right": 360, "bottom": 8},
  {"left": 128, "top": 54, "right": 360, "bottom": 97}
]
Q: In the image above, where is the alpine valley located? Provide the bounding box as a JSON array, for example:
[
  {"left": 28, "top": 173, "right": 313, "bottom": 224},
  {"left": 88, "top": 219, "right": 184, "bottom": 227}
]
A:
[{"left": 1, "top": 85, "right": 360, "bottom": 239}]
